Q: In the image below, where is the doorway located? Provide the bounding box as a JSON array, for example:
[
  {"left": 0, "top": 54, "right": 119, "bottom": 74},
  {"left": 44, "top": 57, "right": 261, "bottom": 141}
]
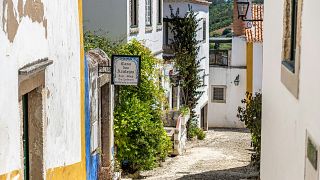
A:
[
  {"left": 201, "top": 103, "right": 208, "bottom": 131},
  {"left": 21, "top": 88, "right": 44, "bottom": 180}
]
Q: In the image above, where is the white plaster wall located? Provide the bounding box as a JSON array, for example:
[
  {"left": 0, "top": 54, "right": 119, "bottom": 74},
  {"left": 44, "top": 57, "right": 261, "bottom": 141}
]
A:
[
  {"left": 261, "top": 0, "right": 320, "bottom": 179},
  {"left": 83, "top": 0, "right": 127, "bottom": 42},
  {"left": 45, "top": 0, "right": 82, "bottom": 169},
  {"left": 163, "top": 2, "right": 209, "bottom": 124},
  {"left": 231, "top": 37, "right": 246, "bottom": 67},
  {"left": 208, "top": 67, "right": 246, "bottom": 128},
  {"left": 127, "top": 0, "right": 163, "bottom": 54},
  {"left": 0, "top": 0, "right": 82, "bottom": 174},
  {"left": 0, "top": 40, "right": 21, "bottom": 174},
  {"left": 83, "top": 0, "right": 163, "bottom": 54},
  {"left": 0, "top": 0, "right": 48, "bottom": 173},
  {"left": 253, "top": 43, "right": 263, "bottom": 93}
]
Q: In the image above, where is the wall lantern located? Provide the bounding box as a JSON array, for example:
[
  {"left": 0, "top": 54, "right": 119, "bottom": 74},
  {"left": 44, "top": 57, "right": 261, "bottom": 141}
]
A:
[
  {"left": 234, "top": 75, "right": 240, "bottom": 86},
  {"left": 236, "top": 0, "right": 263, "bottom": 22}
]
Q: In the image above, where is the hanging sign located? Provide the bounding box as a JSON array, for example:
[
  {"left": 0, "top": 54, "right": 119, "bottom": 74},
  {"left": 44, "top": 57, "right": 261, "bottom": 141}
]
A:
[{"left": 112, "top": 55, "right": 141, "bottom": 86}]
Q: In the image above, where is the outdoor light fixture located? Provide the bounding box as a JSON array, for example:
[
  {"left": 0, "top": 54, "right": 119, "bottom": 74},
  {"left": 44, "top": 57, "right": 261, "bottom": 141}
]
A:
[
  {"left": 234, "top": 75, "right": 240, "bottom": 86},
  {"left": 236, "top": 0, "right": 263, "bottom": 22}
]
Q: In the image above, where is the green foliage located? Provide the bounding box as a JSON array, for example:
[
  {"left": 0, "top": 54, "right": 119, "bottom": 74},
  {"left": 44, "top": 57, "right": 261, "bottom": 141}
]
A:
[
  {"left": 169, "top": 5, "right": 204, "bottom": 139},
  {"left": 196, "top": 128, "right": 206, "bottom": 140},
  {"left": 237, "top": 92, "right": 262, "bottom": 168},
  {"left": 188, "top": 124, "right": 206, "bottom": 140},
  {"left": 84, "top": 33, "right": 171, "bottom": 173},
  {"left": 210, "top": 31, "right": 221, "bottom": 37},
  {"left": 113, "top": 40, "right": 171, "bottom": 173},
  {"left": 222, "top": 28, "right": 232, "bottom": 36},
  {"left": 179, "top": 106, "right": 190, "bottom": 116},
  {"left": 188, "top": 123, "right": 198, "bottom": 139},
  {"left": 209, "top": 0, "right": 233, "bottom": 32},
  {"left": 84, "top": 31, "right": 120, "bottom": 56}
]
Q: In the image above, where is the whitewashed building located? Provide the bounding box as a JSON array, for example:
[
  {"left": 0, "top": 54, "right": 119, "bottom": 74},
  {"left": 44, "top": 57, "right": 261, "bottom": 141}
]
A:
[
  {"left": 83, "top": 0, "right": 164, "bottom": 58},
  {"left": 261, "top": 0, "right": 320, "bottom": 179},
  {"left": 163, "top": 0, "right": 211, "bottom": 129},
  {"left": 207, "top": 2, "right": 263, "bottom": 128},
  {"left": 0, "top": 0, "right": 86, "bottom": 179}
]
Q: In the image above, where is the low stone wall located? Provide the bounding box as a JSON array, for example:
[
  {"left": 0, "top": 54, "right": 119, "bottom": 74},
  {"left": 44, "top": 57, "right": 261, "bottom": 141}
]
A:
[{"left": 164, "top": 111, "right": 190, "bottom": 156}]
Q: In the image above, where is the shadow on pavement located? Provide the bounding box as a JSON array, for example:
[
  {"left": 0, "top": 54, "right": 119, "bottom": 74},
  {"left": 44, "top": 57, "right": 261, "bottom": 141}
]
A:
[
  {"left": 176, "top": 164, "right": 259, "bottom": 180},
  {"left": 209, "top": 128, "right": 250, "bottom": 133}
]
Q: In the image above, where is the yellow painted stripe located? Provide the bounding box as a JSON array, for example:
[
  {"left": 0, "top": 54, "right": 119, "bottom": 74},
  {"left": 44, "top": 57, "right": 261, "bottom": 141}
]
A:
[
  {"left": 0, "top": 170, "right": 22, "bottom": 180},
  {"left": 45, "top": 0, "right": 86, "bottom": 179},
  {"left": 78, "top": 0, "right": 85, "bottom": 166},
  {"left": 46, "top": 162, "right": 85, "bottom": 180},
  {"left": 246, "top": 42, "right": 253, "bottom": 93}
]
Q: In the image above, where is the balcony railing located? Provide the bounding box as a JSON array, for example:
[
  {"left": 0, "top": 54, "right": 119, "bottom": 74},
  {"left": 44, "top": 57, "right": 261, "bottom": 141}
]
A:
[
  {"left": 163, "top": 44, "right": 175, "bottom": 55},
  {"left": 209, "top": 49, "right": 229, "bottom": 66}
]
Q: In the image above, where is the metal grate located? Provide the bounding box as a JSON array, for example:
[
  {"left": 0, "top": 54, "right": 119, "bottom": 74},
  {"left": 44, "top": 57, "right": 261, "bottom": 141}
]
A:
[{"left": 213, "top": 87, "right": 225, "bottom": 101}]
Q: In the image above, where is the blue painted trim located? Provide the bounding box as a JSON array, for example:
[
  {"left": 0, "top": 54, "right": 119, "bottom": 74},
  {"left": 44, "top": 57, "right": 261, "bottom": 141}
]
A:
[{"left": 85, "top": 56, "right": 100, "bottom": 180}]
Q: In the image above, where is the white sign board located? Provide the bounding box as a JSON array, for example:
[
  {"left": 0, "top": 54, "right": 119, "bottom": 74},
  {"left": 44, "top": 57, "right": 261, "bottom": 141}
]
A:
[{"left": 112, "top": 55, "right": 141, "bottom": 86}]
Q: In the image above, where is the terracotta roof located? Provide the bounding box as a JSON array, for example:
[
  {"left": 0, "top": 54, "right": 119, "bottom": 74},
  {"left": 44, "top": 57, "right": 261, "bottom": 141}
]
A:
[
  {"left": 245, "top": 4, "right": 263, "bottom": 43},
  {"left": 164, "top": 0, "right": 211, "bottom": 6}
]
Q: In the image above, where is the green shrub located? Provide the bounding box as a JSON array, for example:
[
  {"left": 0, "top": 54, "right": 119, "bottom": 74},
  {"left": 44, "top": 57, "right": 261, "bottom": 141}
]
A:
[
  {"left": 187, "top": 123, "right": 206, "bottom": 140},
  {"left": 113, "top": 40, "right": 171, "bottom": 173},
  {"left": 237, "top": 92, "right": 262, "bottom": 168},
  {"left": 196, "top": 128, "right": 206, "bottom": 140},
  {"left": 84, "top": 31, "right": 120, "bottom": 55},
  {"left": 179, "top": 106, "right": 190, "bottom": 116},
  {"left": 84, "top": 33, "right": 171, "bottom": 173},
  {"left": 188, "top": 123, "right": 198, "bottom": 139}
]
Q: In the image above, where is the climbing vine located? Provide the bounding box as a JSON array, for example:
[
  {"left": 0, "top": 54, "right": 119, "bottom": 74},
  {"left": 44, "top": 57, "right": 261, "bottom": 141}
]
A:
[{"left": 169, "top": 5, "right": 205, "bottom": 138}]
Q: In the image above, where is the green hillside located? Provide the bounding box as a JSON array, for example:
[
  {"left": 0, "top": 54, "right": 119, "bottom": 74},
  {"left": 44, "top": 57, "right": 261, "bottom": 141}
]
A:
[
  {"left": 209, "top": 0, "right": 263, "bottom": 36},
  {"left": 209, "top": 0, "right": 233, "bottom": 33}
]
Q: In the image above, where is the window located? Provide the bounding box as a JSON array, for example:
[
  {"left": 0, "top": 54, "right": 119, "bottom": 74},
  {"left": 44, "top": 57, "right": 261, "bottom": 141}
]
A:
[
  {"left": 281, "top": 0, "right": 302, "bottom": 98},
  {"left": 212, "top": 86, "right": 226, "bottom": 103},
  {"left": 202, "top": 18, "right": 206, "bottom": 42},
  {"left": 305, "top": 133, "right": 319, "bottom": 180},
  {"left": 282, "top": 0, "right": 298, "bottom": 72},
  {"left": 145, "top": 0, "right": 152, "bottom": 26},
  {"left": 164, "top": 21, "right": 169, "bottom": 45},
  {"left": 131, "top": 0, "right": 138, "bottom": 27},
  {"left": 209, "top": 50, "right": 229, "bottom": 66},
  {"left": 157, "top": 0, "right": 162, "bottom": 24}
]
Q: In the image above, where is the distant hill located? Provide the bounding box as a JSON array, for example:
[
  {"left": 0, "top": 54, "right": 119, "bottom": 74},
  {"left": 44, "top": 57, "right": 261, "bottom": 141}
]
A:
[
  {"left": 209, "top": 0, "right": 263, "bottom": 36},
  {"left": 209, "top": 0, "right": 233, "bottom": 34}
]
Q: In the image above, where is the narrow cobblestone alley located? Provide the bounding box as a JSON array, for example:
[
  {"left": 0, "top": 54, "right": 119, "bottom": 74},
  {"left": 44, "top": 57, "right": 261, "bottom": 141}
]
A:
[{"left": 139, "top": 129, "right": 258, "bottom": 180}]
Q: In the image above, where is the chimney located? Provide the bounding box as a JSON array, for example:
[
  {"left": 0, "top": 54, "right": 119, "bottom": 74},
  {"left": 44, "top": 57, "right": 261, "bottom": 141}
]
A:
[{"left": 233, "top": 0, "right": 246, "bottom": 36}]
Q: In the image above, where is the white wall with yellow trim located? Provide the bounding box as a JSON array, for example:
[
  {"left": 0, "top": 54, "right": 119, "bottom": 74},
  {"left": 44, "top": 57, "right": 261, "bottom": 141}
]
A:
[{"left": 0, "top": 0, "right": 85, "bottom": 178}]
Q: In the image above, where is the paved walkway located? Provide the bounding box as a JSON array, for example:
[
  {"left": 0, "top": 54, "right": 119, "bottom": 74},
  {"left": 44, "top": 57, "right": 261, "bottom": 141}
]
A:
[{"left": 139, "top": 129, "right": 258, "bottom": 180}]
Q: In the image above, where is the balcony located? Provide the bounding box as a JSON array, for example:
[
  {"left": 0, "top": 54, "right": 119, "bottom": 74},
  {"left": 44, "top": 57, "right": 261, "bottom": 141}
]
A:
[{"left": 209, "top": 49, "right": 229, "bottom": 66}]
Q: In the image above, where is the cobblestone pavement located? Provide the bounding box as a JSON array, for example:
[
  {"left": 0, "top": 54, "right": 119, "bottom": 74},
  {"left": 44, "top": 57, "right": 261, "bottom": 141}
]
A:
[{"left": 139, "top": 128, "right": 258, "bottom": 180}]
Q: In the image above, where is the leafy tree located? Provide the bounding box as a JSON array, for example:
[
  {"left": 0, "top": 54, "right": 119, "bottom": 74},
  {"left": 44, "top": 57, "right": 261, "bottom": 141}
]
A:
[{"left": 169, "top": 5, "right": 204, "bottom": 138}]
